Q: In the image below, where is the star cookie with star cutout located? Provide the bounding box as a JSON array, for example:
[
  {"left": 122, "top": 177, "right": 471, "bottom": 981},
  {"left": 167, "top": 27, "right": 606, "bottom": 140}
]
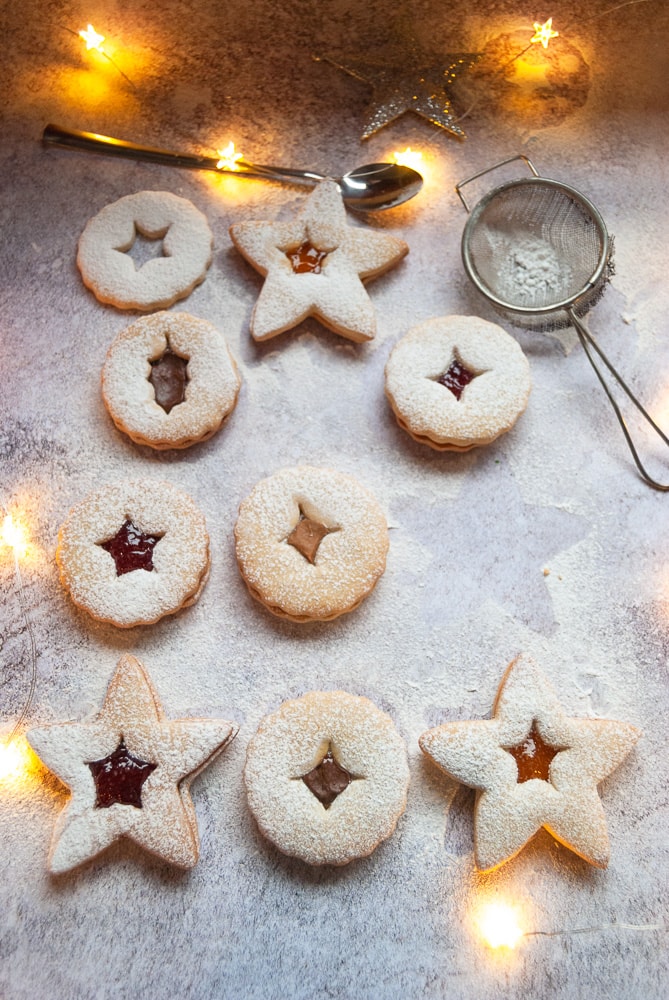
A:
[
  {"left": 419, "top": 655, "right": 640, "bottom": 871},
  {"left": 229, "top": 180, "right": 408, "bottom": 344},
  {"left": 27, "top": 654, "right": 237, "bottom": 873}
]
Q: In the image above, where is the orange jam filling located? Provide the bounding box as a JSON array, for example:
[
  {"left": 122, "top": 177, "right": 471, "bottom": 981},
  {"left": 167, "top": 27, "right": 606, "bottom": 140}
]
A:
[{"left": 287, "top": 241, "right": 328, "bottom": 274}]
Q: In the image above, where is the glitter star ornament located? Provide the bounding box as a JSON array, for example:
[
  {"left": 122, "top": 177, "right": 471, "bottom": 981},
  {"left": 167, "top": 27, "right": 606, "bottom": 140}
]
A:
[
  {"left": 229, "top": 180, "right": 408, "bottom": 343},
  {"left": 27, "top": 654, "right": 237, "bottom": 873},
  {"left": 319, "top": 44, "right": 480, "bottom": 139},
  {"left": 419, "top": 655, "right": 640, "bottom": 871}
]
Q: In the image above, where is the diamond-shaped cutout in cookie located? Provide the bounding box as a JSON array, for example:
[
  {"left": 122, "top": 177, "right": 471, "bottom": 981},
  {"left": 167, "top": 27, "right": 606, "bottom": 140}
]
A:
[
  {"left": 286, "top": 506, "right": 338, "bottom": 564},
  {"left": 149, "top": 344, "right": 189, "bottom": 414},
  {"left": 286, "top": 241, "right": 329, "bottom": 274},
  {"left": 98, "top": 519, "right": 164, "bottom": 576},
  {"left": 302, "top": 745, "right": 353, "bottom": 809},
  {"left": 434, "top": 355, "right": 480, "bottom": 400},
  {"left": 87, "top": 736, "right": 157, "bottom": 809},
  {"left": 504, "top": 721, "right": 569, "bottom": 784}
]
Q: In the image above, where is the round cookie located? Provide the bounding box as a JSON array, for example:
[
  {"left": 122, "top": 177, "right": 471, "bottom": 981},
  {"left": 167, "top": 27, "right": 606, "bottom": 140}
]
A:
[
  {"left": 77, "top": 191, "right": 213, "bottom": 311},
  {"left": 233, "top": 466, "right": 389, "bottom": 622},
  {"left": 56, "top": 480, "right": 210, "bottom": 628},
  {"left": 244, "top": 691, "right": 410, "bottom": 865},
  {"left": 384, "top": 315, "right": 532, "bottom": 451},
  {"left": 102, "top": 312, "right": 241, "bottom": 450}
]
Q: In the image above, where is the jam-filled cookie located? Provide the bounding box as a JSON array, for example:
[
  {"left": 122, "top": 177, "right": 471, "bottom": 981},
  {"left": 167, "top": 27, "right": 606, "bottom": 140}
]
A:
[
  {"left": 419, "top": 655, "right": 640, "bottom": 871},
  {"left": 102, "top": 311, "right": 241, "bottom": 450},
  {"left": 233, "top": 466, "right": 389, "bottom": 622},
  {"left": 77, "top": 190, "right": 213, "bottom": 311},
  {"left": 244, "top": 691, "right": 410, "bottom": 865},
  {"left": 384, "top": 315, "right": 532, "bottom": 451},
  {"left": 56, "top": 480, "right": 210, "bottom": 627},
  {"left": 27, "top": 653, "right": 237, "bottom": 873},
  {"left": 229, "top": 180, "right": 408, "bottom": 343}
]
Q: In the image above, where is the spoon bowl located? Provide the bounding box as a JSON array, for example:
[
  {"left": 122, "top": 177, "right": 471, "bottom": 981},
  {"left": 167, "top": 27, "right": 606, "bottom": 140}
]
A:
[{"left": 42, "top": 124, "right": 423, "bottom": 212}]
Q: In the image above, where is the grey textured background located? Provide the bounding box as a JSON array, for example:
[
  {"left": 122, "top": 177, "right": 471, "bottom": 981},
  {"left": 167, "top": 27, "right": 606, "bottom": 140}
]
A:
[{"left": 1, "top": 1, "right": 668, "bottom": 998}]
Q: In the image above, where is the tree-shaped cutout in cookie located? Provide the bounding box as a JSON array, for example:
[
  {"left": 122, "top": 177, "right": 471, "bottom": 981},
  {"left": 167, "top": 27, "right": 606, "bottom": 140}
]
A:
[
  {"left": 286, "top": 506, "right": 339, "bottom": 564},
  {"left": 149, "top": 343, "right": 189, "bottom": 413},
  {"left": 98, "top": 520, "right": 164, "bottom": 576},
  {"left": 301, "top": 745, "right": 354, "bottom": 809},
  {"left": 87, "top": 737, "right": 157, "bottom": 809}
]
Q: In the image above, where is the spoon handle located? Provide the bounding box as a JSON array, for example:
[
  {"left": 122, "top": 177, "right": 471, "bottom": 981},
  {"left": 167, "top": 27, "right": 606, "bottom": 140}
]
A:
[{"left": 42, "top": 123, "right": 327, "bottom": 185}]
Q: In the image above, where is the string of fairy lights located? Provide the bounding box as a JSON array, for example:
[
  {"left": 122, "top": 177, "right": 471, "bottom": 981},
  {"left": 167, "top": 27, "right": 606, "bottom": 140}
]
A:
[{"left": 0, "top": 0, "right": 660, "bottom": 952}]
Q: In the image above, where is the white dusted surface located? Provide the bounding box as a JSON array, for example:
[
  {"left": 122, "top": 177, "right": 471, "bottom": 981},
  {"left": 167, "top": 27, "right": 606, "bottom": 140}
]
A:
[{"left": 1, "top": 1, "right": 668, "bottom": 998}]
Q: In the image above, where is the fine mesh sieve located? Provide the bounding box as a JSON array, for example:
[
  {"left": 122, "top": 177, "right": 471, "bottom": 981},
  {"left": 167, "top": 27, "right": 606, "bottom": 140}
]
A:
[{"left": 456, "top": 156, "right": 669, "bottom": 490}]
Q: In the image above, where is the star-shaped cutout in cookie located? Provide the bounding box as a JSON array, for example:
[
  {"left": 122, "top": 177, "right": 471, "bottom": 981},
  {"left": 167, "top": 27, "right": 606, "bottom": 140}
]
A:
[
  {"left": 27, "top": 654, "right": 237, "bottom": 873},
  {"left": 419, "top": 655, "right": 640, "bottom": 871},
  {"left": 318, "top": 46, "right": 480, "bottom": 139},
  {"left": 229, "top": 180, "right": 408, "bottom": 343}
]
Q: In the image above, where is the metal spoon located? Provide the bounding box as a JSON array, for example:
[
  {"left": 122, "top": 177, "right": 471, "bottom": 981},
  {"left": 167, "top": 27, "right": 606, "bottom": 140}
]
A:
[{"left": 42, "top": 124, "right": 423, "bottom": 212}]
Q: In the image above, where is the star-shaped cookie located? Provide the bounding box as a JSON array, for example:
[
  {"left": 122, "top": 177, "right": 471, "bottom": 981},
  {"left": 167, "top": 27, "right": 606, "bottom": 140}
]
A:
[
  {"left": 419, "top": 655, "right": 640, "bottom": 871},
  {"left": 27, "top": 654, "right": 237, "bottom": 873},
  {"left": 318, "top": 48, "right": 480, "bottom": 139},
  {"left": 229, "top": 180, "right": 408, "bottom": 343}
]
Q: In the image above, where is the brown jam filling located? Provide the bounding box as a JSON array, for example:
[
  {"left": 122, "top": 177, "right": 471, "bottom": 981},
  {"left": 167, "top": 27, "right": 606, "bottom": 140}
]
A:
[
  {"left": 286, "top": 241, "right": 328, "bottom": 274},
  {"left": 148, "top": 348, "right": 189, "bottom": 413},
  {"left": 504, "top": 721, "right": 568, "bottom": 783},
  {"left": 436, "top": 357, "right": 476, "bottom": 400},
  {"left": 286, "top": 508, "right": 337, "bottom": 564},
  {"left": 99, "top": 519, "right": 163, "bottom": 576},
  {"left": 87, "top": 737, "right": 157, "bottom": 809},
  {"left": 302, "top": 748, "right": 352, "bottom": 809}
]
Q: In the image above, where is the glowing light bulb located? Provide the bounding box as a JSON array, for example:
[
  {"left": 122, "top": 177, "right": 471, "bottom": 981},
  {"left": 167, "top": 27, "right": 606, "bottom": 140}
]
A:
[
  {"left": 0, "top": 739, "right": 31, "bottom": 783},
  {"left": 531, "top": 18, "right": 559, "bottom": 48},
  {"left": 1, "top": 514, "right": 28, "bottom": 560},
  {"left": 217, "top": 142, "right": 244, "bottom": 171},
  {"left": 477, "top": 903, "right": 524, "bottom": 949},
  {"left": 393, "top": 147, "right": 424, "bottom": 171},
  {"left": 79, "top": 24, "right": 105, "bottom": 52}
]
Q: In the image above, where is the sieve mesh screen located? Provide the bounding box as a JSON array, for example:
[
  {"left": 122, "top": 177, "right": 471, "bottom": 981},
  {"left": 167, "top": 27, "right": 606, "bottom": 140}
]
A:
[{"left": 466, "top": 182, "right": 606, "bottom": 312}]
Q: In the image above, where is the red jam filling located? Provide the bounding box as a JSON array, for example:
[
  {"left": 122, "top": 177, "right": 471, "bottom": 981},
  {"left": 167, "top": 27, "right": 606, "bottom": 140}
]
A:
[
  {"left": 302, "top": 748, "right": 352, "bottom": 809},
  {"left": 99, "top": 519, "right": 163, "bottom": 576},
  {"left": 436, "top": 358, "right": 476, "bottom": 400},
  {"left": 287, "top": 241, "right": 328, "bottom": 274},
  {"left": 286, "top": 508, "right": 337, "bottom": 564},
  {"left": 149, "top": 348, "right": 189, "bottom": 413},
  {"left": 504, "top": 722, "right": 567, "bottom": 783},
  {"left": 87, "top": 737, "right": 157, "bottom": 809}
]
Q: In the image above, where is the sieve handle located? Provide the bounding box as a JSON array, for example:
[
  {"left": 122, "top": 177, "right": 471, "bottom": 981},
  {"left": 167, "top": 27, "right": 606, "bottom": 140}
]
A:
[
  {"left": 455, "top": 155, "right": 540, "bottom": 213},
  {"left": 570, "top": 311, "right": 669, "bottom": 491}
]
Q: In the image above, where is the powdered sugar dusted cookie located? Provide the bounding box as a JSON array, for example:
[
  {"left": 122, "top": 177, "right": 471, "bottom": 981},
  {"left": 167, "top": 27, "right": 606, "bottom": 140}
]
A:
[
  {"left": 244, "top": 691, "right": 410, "bottom": 865},
  {"left": 419, "top": 654, "right": 640, "bottom": 871},
  {"left": 56, "top": 480, "right": 210, "bottom": 627},
  {"left": 229, "top": 180, "right": 408, "bottom": 343},
  {"left": 101, "top": 311, "right": 241, "bottom": 450},
  {"left": 384, "top": 315, "right": 531, "bottom": 451},
  {"left": 234, "top": 466, "right": 389, "bottom": 622},
  {"left": 77, "top": 191, "right": 213, "bottom": 311},
  {"left": 27, "top": 653, "right": 237, "bottom": 873}
]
